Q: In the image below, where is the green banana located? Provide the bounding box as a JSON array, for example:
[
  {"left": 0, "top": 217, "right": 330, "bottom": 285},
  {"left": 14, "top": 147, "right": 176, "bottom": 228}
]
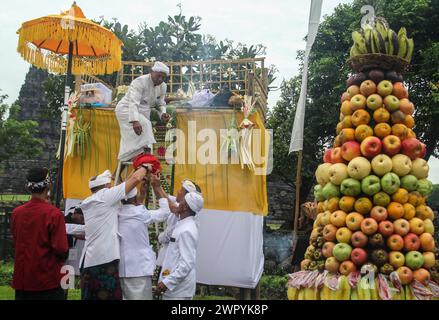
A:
[
  {"left": 335, "top": 275, "right": 351, "bottom": 300},
  {"left": 405, "top": 38, "right": 414, "bottom": 62},
  {"left": 405, "top": 285, "right": 415, "bottom": 300},
  {"left": 375, "top": 20, "right": 389, "bottom": 53},
  {"left": 370, "top": 278, "right": 380, "bottom": 300},
  {"left": 304, "top": 287, "right": 319, "bottom": 300},
  {"left": 320, "top": 284, "right": 332, "bottom": 300},
  {"left": 364, "top": 28, "right": 373, "bottom": 53},
  {"left": 387, "top": 29, "right": 399, "bottom": 55},
  {"left": 350, "top": 287, "right": 359, "bottom": 300},
  {"left": 392, "top": 286, "right": 405, "bottom": 300},
  {"left": 352, "top": 31, "right": 367, "bottom": 54},
  {"left": 298, "top": 287, "right": 306, "bottom": 300},
  {"left": 357, "top": 277, "right": 371, "bottom": 300},
  {"left": 371, "top": 29, "right": 382, "bottom": 54},
  {"left": 397, "top": 28, "right": 408, "bottom": 58},
  {"left": 287, "top": 287, "right": 299, "bottom": 300}
]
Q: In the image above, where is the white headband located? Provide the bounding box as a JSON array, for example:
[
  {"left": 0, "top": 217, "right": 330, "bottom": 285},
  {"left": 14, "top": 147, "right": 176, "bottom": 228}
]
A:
[
  {"left": 151, "top": 61, "right": 169, "bottom": 76},
  {"left": 89, "top": 170, "right": 112, "bottom": 189},
  {"left": 182, "top": 179, "right": 198, "bottom": 194},
  {"left": 185, "top": 192, "right": 204, "bottom": 214}
]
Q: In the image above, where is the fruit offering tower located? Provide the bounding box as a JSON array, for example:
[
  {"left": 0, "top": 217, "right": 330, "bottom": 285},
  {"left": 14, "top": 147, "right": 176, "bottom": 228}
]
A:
[{"left": 287, "top": 17, "right": 439, "bottom": 300}]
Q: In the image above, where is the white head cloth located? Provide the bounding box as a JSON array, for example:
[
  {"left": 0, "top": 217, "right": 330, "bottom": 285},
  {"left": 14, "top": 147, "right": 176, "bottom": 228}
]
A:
[
  {"left": 125, "top": 188, "right": 137, "bottom": 200},
  {"left": 182, "top": 179, "right": 198, "bottom": 193},
  {"left": 185, "top": 192, "right": 204, "bottom": 214},
  {"left": 89, "top": 169, "right": 112, "bottom": 189},
  {"left": 151, "top": 61, "right": 170, "bottom": 76}
]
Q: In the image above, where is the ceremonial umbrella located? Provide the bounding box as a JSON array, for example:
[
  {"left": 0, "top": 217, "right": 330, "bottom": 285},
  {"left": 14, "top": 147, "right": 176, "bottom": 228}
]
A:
[{"left": 17, "top": 2, "right": 123, "bottom": 207}]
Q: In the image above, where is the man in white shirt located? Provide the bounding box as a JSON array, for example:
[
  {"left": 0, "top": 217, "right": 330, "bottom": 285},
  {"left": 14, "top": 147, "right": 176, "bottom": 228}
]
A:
[
  {"left": 156, "top": 191, "right": 204, "bottom": 300},
  {"left": 118, "top": 174, "right": 171, "bottom": 300},
  {"left": 79, "top": 167, "right": 147, "bottom": 300},
  {"left": 156, "top": 180, "right": 201, "bottom": 267},
  {"left": 115, "top": 61, "right": 171, "bottom": 162}
]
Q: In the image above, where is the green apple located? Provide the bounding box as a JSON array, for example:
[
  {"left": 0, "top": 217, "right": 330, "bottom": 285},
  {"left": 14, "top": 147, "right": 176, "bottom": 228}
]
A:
[
  {"left": 314, "top": 185, "right": 325, "bottom": 202},
  {"left": 377, "top": 80, "right": 393, "bottom": 97},
  {"left": 322, "top": 182, "right": 341, "bottom": 200},
  {"left": 410, "top": 158, "right": 429, "bottom": 179},
  {"left": 371, "top": 154, "right": 393, "bottom": 176},
  {"left": 417, "top": 179, "right": 433, "bottom": 197},
  {"left": 361, "top": 175, "right": 381, "bottom": 196},
  {"left": 332, "top": 243, "right": 353, "bottom": 262},
  {"left": 328, "top": 163, "right": 349, "bottom": 185},
  {"left": 400, "top": 174, "right": 418, "bottom": 192},
  {"left": 423, "top": 219, "right": 435, "bottom": 235},
  {"left": 391, "top": 154, "right": 412, "bottom": 177},
  {"left": 340, "top": 178, "right": 362, "bottom": 197},
  {"left": 381, "top": 172, "right": 401, "bottom": 194},
  {"left": 384, "top": 95, "right": 400, "bottom": 112},
  {"left": 373, "top": 191, "right": 391, "bottom": 207},
  {"left": 316, "top": 163, "right": 332, "bottom": 186},
  {"left": 347, "top": 156, "right": 371, "bottom": 180},
  {"left": 405, "top": 251, "right": 425, "bottom": 270},
  {"left": 366, "top": 94, "right": 383, "bottom": 111}
]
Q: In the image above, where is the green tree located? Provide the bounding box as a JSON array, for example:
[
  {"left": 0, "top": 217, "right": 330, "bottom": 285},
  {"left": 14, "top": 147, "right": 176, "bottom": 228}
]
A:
[
  {"left": 0, "top": 92, "right": 43, "bottom": 164},
  {"left": 268, "top": 0, "right": 439, "bottom": 203}
]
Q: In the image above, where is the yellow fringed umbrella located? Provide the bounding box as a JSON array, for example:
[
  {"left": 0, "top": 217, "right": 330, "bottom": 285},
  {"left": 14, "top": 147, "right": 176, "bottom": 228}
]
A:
[
  {"left": 17, "top": 1, "right": 122, "bottom": 75},
  {"left": 16, "top": 1, "right": 123, "bottom": 206}
]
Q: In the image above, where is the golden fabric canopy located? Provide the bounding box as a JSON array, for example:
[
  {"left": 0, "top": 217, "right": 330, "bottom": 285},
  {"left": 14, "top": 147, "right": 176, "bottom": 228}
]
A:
[{"left": 17, "top": 2, "right": 123, "bottom": 75}]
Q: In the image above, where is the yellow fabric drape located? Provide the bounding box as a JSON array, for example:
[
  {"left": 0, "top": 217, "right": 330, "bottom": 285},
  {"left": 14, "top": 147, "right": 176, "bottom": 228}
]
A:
[
  {"left": 63, "top": 109, "right": 120, "bottom": 199},
  {"left": 173, "top": 109, "right": 269, "bottom": 216}
]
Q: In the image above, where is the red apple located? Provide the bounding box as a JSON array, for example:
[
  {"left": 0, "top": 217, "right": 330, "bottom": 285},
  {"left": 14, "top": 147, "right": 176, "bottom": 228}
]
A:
[
  {"left": 393, "top": 219, "right": 410, "bottom": 236},
  {"left": 404, "top": 233, "right": 421, "bottom": 251},
  {"left": 331, "top": 147, "right": 344, "bottom": 164},
  {"left": 378, "top": 220, "right": 394, "bottom": 237},
  {"left": 370, "top": 206, "right": 388, "bottom": 222},
  {"left": 396, "top": 266, "right": 413, "bottom": 285},
  {"left": 339, "top": 260, "right": 357, "bottom": 275},
  {"left": 341, "top": 141, "right": 361, "bottom": 162},
  {"left": 387, "top": 234, "right": 404, "bottom": 251},
  {"left": 361, "top": 218, "right": 378, "bottom": 235},
  {"left": 420, "top": 143, "right": 426, "bottom": 159},
  {"left": 360, "top": 136, "right": 382, "bottom": 159},
  {"left": 323, "top": 148, "right": 333, "bottom": 163},
  {"left": 351, "top": 231, "right": 368, "bottom": 248},
  {"left": 382, "top": 135, "right": 402, "bottom": 157},
  {"left": 351, "top": 248, "right": 368, "bottom": 265},
  {"left": 322, "top": 242, "right": 336, "bottom": 258},
  {"left": 401, "top": 138, "right": 424, "bottom": 160}
]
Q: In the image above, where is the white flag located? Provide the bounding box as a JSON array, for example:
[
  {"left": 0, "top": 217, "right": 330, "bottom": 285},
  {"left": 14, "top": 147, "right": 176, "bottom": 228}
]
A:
[{"left": 289, "top": 0, "right": 323, "bottom": 153}]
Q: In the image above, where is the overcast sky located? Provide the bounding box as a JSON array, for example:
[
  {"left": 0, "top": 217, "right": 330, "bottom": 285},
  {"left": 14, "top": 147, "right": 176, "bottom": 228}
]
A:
[{"left": 0, "top": 0, "right": 438, "bottom": 183}]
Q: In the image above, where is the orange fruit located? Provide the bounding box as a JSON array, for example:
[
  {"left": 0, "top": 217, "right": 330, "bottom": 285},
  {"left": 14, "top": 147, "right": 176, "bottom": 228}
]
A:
[
  {"left": 373, "top": 107, "right": 390, "bottom": 123},
  {"left": 339, "top": 196, "right": 356, "bottom": 213},
  {"left": 408, "top": 191, "right": 423, "bottom": 207},
  {"left": 339, "top": 128, "right": 356, "bottom": 144},
  {"left": 406, "top": 128, "right": 417, "bottom": 139},
  {"left": 392, "top": 124, "right": 409, "bottom": 140},
  {"left": 317, "top": 201, "right": 325, "bottom": 213},
  {"left": 351, "top": 109, "right": 371, "bottom": 127},
  {"left": 404, "top": 115, "right": 415, "bottom": 129},
  {"left": 374, "top": 123, "right": 392, "bottom": 139},
  {"left": 336, "top": 122, "right": 344, "bottom": 134},
  {"left": 415, "top": 205, "right": 434, "bottom": 220},
  {"left": 355, "top": 124, "right": 374, "bottom": 142},
  {"left": 403, "top": 203, "right": 416, "bottom": 220},
  {"left": 392, "top": 188, "right": 409, "bottom": 204},
  {"left": 341, "top": 101, "right": 353, "bottom": 116},
  {"left": 387, "top": 202, "right": 405, "bottom": 220},
  {"left": 334, "top": 135, "right": 342, "bottom": 148},
  {"left": 354, "top": 197, "right": 373, "bottom": 215},
  {"left": 327, "top": 197, "right": 340, "bottom": 213}
]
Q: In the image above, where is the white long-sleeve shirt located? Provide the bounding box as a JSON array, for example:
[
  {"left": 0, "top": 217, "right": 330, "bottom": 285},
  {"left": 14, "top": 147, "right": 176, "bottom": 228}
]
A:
[
  {"left": 79, "top": 183, "right": 127, "bottom": 269},
  {"left": 159, "top": 216, "right": 199, "bottom": 298},
  {"left": 118, "top": 199, "right": 171, "bottom": 278},
  {"left": 157, "top": 196, "right": 179, "bottom": 266},
  {"left": 115, "top": 74, "right": 167, "bottom": 122}
]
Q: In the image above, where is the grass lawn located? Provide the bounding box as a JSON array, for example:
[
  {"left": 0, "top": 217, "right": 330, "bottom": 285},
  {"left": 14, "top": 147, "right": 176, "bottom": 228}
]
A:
[
  {"left": 0, "top": 195, "right": 31, "bottom": 202},
  {"left": 0, "top": 286, "right": 233, "bottom": 300}
]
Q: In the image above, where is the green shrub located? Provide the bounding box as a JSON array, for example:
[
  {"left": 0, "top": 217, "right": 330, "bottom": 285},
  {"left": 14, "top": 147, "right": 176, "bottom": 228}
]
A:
[
  {"left": 0, "top": 262, "right": 13, "bottom": 287},
  {"left": 260, "top": 275, "right": 288, "bottom": 300}
]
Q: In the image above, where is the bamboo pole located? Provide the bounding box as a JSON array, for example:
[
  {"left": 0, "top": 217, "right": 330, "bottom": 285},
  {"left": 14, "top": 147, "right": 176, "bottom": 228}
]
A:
[{"left": 292, "top": 150, "right": 303, "bottom": 253}]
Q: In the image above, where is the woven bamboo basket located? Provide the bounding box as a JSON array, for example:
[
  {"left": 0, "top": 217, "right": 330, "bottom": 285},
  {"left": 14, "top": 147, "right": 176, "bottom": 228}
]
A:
[{"left": 347, "top": 53, "right": 409, "bottom": 73}]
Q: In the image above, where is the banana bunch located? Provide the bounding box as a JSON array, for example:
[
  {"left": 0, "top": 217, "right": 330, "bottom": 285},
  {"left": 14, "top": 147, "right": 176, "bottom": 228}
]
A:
[
  {"left": 334, "top": 275, "right": 351, "bottom": 300},
  {"left": 350, "top": 18, "right": 414, "bottom": 62}
]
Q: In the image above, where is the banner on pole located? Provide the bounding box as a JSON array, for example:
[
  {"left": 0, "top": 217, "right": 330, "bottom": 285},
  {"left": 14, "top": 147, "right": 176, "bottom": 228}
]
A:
[{"left": 289, "top": 0, "right": 323, "bottom": 153}]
